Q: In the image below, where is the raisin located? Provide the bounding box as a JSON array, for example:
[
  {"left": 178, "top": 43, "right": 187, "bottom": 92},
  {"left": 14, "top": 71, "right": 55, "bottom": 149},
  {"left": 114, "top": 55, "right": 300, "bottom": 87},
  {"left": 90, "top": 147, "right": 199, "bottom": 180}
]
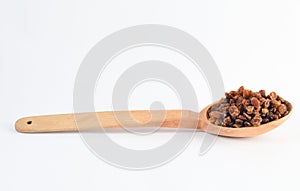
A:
[
  {"left": 228, "top": 106, "right": 239, "bottom": 118},
  {"left": 235, "top": 119, "right": 244, "bottom": 126},
  {"left": 270, "top": 107, "right": 277, "bottom": 113},
  {"left": 259, "top": 90, "right": 266, "bottom": 97},
  {"left": 253, "top": 92, "right": 262, "bottom": 98},
  {"left": 207, "top": 87, "right": 291, "bottom": 128},
  {"left": 262, "top": 118, "right": 269, "bottom": 124},
  {"left": 278, "top": 104, "right": 287, "bottom": 115},
  {"left": 283, "top": 111, "right": 289, "bottom": 116},
  {"left": 246, "top": 106, "right": 254, "bottom": 114},
  {"left": 243, "top": 89, "right": 252, "bottom": 99},
  {"left": 237, "top": 115, "right": 247, "bottom": 121},
  {"left": 269, "top": 92, "right": 277, "bottom": 100},
  {"left": 243, "top": 112, "right": 252, "bottom": 120},
  {"left": 253, "top": 108, "right": 261, "bottom": 115},
  {"left": 242, "top": 99, "right": 250, "bottom": 106},
  {"left": 251, "top": 115, "right": 262, "bottom": 126},
  {"left": 261, "top": 108, "right": 268, "bottom": 114},
  {"left": 277, "top": 96, "right": 285, "bottom": 103},
  {"left": 238, "top": 86, "right": 244, "bottom": 94},
  {"left": 229, "top": 99, "right": 235, "bottom": 105},
  {"left": 251, "top": 97, "right": 260, "bottom": 108},
  {"left": 273, "top": 100, "right": 281, "bottom": 107},
  {"left": 263, "top": 100, "right": 270, "bottom": 108},
  {"left": 223, "top": 117, "right": 232, "bottom": 126},
  {"left": 285, "top": 101, "right": 293, "bottom": 111},
  {"left": 259, "top": 97, "right": 266, "bottom": 104}
]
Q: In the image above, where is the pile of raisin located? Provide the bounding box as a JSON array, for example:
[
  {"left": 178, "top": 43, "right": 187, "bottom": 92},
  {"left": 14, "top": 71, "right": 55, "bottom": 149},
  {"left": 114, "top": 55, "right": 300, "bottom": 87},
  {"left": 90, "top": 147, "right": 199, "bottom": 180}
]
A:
[{"left": 207, "top": 86, "right": 292, "bottom": 128}]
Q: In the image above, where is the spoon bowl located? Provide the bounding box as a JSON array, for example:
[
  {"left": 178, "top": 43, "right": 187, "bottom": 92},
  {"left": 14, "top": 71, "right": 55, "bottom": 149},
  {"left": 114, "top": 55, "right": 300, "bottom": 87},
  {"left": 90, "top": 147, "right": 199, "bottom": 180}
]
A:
[{"left": 198, "top": 104, "right": 293, "bottom": 137}]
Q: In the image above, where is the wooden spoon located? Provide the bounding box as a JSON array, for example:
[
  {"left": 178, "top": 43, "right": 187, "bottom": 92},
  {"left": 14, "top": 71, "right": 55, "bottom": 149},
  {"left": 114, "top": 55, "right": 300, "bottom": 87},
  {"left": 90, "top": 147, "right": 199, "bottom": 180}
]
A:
[{"left": 15, "top": 103, "right": 292, "bottom": 137}]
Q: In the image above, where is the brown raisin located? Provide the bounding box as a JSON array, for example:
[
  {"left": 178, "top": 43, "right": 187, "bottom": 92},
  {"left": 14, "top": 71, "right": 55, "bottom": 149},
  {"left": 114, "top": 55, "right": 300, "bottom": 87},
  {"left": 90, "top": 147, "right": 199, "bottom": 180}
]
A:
[
  {"left": 251, "top": 115, "right": 262, "bottom": 126},
  {"left": 235, "top": 119, "right": 244, "bottom": 126},
  {"left": 259, "top": 97, "right": 266, "bottom": 105},
  {"left": 243, "top": 112, "right": 252, "bottom": 120},
  {"left": 259, "top": 90, "right": 266, "bottom": 97},
  {"left": 222, "top": 117, "right": 232, "bottom": 126},
  {"left": 253, "top": 92, "right": 262, "bottom": 98},
  {"left": 237, "top": 115, "right": 247, "bottom": 121},
  {"left": 262, "top": 118, "right": 269, "bottom": 124},
  {"left": 277, "top": 96, "right": 285, "bottom": 103},
  {"left": 242, "top": 99, "right": 250, "bottom": 106},
  {"left": 278, "top": 104, "right": 287, "bottom": 115},
  {"left": 243, "top": 89, "right": 252, "bottom": 99},
  {"left": 207, "top": 87, "right": 291, "bottom": 128},
  {"left": 261, "top": 108, "right": 268, "bottom": 114},
  {"left": 238, "top": 86, "right": 244, "bottom": 95},
  {"left": 263, "top": 100, "right": 270, "bottom": 108},
  {"left": 283, "top": 111, "right": 289, "bottom": 117},
  {"left": 251, "top": 97, "right": 260, "bottom": 108},
  {"left": 273, "top": 115, "right": 279, "bottom": 120},
  {"left": 245, "top": 106, "right": 254, "bottom": 114},
  {"left": 269, "top": 91, "right": 277, "bottom": 100},
  {"left": 228, "top": 106, "right": 239, "bottom": 118},
  {"left": 285, "top": 101, "right": 293, "bottom": 111}
]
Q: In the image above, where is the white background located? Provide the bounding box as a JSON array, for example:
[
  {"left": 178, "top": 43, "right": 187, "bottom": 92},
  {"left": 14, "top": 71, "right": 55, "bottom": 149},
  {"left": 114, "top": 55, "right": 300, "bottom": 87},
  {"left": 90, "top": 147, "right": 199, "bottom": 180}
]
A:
[{"left": 0, "top": 0, "right": 299, "bottom": 191}]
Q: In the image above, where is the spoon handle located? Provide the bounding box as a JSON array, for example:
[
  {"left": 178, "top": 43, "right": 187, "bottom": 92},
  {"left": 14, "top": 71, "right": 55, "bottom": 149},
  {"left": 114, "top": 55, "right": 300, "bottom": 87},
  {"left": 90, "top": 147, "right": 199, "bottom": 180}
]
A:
[{"left": 15, "top": 110, "right": 199, "bottom": 133}]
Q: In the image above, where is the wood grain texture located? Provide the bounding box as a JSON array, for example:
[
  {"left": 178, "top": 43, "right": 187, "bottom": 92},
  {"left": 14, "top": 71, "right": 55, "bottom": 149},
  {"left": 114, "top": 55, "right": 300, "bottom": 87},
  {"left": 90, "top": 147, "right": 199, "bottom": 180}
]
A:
[
  {"left": 15, "top": 104, "right": 292, "bottom": 137},
  {"left": 15, "top": 110, "right": 199, "bottom": 133}
]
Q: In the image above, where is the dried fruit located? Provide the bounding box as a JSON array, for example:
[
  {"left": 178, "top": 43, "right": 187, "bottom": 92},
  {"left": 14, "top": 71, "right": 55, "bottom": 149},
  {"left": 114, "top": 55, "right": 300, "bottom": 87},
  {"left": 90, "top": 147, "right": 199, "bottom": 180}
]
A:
[
  {"left": 222, "top": 117, "right": 232, "bottom": 126},
  {"left": 278, "top": 104, "right": 287, "bottom": 115},
  {"left": 263, "top": 100, "right": 270, "bottom": 108},
  {"left": 243, "top": 112, "right": 252, "bottom": 120},
  {"left": 269, "top": 92, "right": 277, "bottom": 100},
  {"left": 243, "top": 89, "right": 252, "bottom": 98},
  {"left": 261, "top": 108, "right": 268, "bottom": 114},
  {"left": 251, "top": 97, "right": 260, "bottom": 108},
  {"left": 228, "top": 106, "right": 239, "bottom": 118},
  {"left": 207, "top": 86, "right": 291, "bottom": 128},
  {"left": 251, "top": 115, "right": 262, "bottom": 126},
  {"left": 242, "top": 99, "right": 250, "bottom": 107},
  {"left": 245, "top": 106, "right": 254, "bottom": 114},
  {"left": 237, "top": 114, "right": 247, "bottom": 121},
  {"left": 259, "top": 90, "right": 266, "bottom": 97},
  {"left": 235, "top": 119, "right": 244, "bottom": 126}
]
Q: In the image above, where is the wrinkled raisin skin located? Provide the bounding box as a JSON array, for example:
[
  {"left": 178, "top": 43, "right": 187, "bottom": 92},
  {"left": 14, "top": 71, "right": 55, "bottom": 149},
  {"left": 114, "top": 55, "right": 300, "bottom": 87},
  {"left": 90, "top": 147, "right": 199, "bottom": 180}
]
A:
[{"left": 207, "top": 86, "right": 290, "bottom": 128}]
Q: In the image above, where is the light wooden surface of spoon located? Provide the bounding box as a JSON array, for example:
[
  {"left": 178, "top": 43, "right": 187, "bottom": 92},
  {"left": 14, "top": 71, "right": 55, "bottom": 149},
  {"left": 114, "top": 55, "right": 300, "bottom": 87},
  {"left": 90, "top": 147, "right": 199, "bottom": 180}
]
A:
[
  {"left": 15, "top": 104, "right": 292, "bottom": 137},
  {"left": 15, "top": 110, "right": 198, "bottom": 133}
]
